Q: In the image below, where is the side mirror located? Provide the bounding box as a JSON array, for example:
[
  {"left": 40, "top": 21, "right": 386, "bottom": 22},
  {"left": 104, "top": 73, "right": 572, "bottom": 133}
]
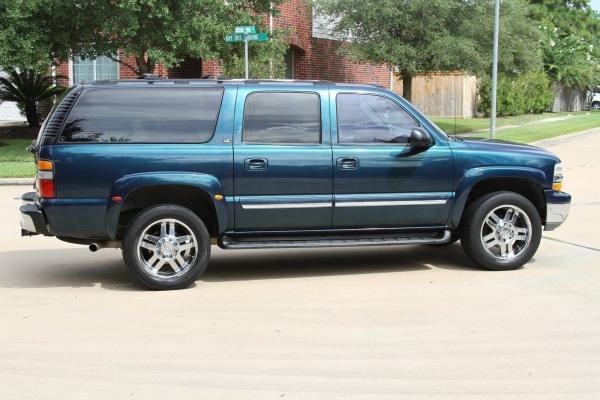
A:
[{"left": 409, "top": 127, "right": 433, "bottom": 148}]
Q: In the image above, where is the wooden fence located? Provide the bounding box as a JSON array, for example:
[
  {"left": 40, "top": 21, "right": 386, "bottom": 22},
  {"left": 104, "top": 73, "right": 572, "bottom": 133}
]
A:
[{"left": 391, "top": 72, "right": 478, "bottom": 118}]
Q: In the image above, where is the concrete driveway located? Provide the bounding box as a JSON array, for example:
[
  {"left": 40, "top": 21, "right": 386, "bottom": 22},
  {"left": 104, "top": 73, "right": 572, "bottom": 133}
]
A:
[{"left": 1, "top": 131, "right": 600, "bottom": 399}]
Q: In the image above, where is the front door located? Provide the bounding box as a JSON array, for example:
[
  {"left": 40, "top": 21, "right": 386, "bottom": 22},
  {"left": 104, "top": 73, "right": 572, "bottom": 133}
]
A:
[
  {"left": 233, "top": 87, "right": 332, "bottom": 232},
  {"left": 331, "top": 90, "right": 454, "bottom": 229}
]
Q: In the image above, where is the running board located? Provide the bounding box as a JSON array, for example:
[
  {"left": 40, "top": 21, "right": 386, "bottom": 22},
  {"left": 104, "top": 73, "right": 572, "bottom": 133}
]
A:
[{"left": 220, "top": 230, "right": 452, "bottom": 249}]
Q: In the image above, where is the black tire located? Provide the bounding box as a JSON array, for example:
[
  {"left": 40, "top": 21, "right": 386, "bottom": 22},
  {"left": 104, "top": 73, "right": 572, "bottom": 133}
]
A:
[
  {"left": 460, "top": 191, "right": 542, "bottom": 271},
  {"left": 122, "top": 205, "right": 210, "bottom": 290}
]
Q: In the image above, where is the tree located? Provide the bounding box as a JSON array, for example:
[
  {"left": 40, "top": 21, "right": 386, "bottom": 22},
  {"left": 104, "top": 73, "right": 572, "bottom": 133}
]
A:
[
  {"left": 0, "top": 69, "right": 65, "bottom": 127},
  {"left": 0, "top": 0, "right": 100, "bottom": 72},
  {"left": 528, "top": 0, "right": 600, "bottom": 89},
  {"left": 313, "top": 0, "right": 541, "bottom": 101},
  {"left": 0, "top": 0, "right": 287, "bottom": 78}
]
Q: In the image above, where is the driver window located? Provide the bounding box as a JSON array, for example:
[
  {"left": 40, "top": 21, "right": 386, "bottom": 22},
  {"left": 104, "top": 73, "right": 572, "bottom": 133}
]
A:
[{"left": 337, "top": 93, "right": 419, "bottom": 144}]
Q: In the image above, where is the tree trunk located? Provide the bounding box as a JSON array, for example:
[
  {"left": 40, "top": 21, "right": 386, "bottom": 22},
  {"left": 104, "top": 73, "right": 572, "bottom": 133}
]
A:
[
  {"left": 402, "top": 73, "right": 413, "bottom": 102},
  {"left": 134, "top": 52, "right": 156, "bottom": 77},
  {"left": 24, "top": 101, "right": 39, "bottom": 127}
]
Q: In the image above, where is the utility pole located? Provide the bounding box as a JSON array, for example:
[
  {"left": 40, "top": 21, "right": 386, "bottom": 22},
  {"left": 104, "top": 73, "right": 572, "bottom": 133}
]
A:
[{"left": 490, "top": 0, "right": 500, "bottom": 139}]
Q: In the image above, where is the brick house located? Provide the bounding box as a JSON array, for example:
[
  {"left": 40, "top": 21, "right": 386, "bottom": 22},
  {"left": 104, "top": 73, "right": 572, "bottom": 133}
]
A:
[{"left": 56, "top": 0, "right": 391, "bottom": 87}]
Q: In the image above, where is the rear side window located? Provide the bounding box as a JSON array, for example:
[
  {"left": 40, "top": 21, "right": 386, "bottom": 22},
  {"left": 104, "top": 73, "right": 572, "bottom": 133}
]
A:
[
  {"left": 59, "top": 87, "right": 223, "bottom": 143},
  {"left": 243, "top": 92, "right": 321, "bottom": 144},
  {"left": 337, "top": 93, "right": 418, "bottom": 144}
]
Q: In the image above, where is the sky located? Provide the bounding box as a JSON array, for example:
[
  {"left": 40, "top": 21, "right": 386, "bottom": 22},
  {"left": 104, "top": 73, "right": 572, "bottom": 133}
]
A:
[{"left": 592, "top": 0, "right": 600, "bottom": 12}]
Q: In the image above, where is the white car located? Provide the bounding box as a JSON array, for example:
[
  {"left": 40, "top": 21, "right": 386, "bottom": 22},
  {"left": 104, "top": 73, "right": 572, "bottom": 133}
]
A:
[{"left": 590, "top": 87, "right": 600, "bottom": 111}]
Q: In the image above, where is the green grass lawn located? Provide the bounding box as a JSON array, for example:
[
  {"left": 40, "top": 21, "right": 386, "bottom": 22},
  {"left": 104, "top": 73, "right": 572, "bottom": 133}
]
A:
[
  {"left": 465, "top": 112, "right": 600, "bottom": 143},
  {"left": 431, "top": 112, "right": 587, "bottom": 134},
  {"left": 0, "top": 139, "right": 36, "bottom": 178}
]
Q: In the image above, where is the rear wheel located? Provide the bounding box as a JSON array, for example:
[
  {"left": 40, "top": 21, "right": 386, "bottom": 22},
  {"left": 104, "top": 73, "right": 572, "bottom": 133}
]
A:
[
  {"left": 592, "top": 102, "right": 600, "bottom": 111},
  {"left": 122, "top": 205, "right": 210, "bottom": 290},
  {"left": 460, "top": 191, "right": 542, "bottom": 270}
]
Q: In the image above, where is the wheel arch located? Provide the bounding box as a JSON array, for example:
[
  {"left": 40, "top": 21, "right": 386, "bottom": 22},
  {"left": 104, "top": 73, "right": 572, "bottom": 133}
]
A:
[
  {"left": 106, "top": 172, "right": 228, "bottom": 239},
  {"left": 451, "top": 167, "right": 547, "bottom": 228}
]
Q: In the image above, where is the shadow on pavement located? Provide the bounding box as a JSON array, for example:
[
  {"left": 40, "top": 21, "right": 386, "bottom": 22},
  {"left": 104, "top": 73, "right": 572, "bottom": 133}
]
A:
[{"left": 0, "top": 243, "right": 476, "bottom": 290}]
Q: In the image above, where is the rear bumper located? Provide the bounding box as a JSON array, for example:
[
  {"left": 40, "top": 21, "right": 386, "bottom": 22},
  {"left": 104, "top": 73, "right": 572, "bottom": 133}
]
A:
[
  {"left": 19, "top": 192, "right": 50, "bottom": 236},
  {"left": 544, "top": 190, "right": 571, "bottom": 231}
]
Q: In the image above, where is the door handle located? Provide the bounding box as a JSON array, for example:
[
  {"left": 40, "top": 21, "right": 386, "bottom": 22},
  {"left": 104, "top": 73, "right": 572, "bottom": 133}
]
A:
[
  {"left": 244, "top": 158, "right": 268, "bottom": 170},
  {"left": 336, "top": 157, "right": 359, "bottom": 170}
]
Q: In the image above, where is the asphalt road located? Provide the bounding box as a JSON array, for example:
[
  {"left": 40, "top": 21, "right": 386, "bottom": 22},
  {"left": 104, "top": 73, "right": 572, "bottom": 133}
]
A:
[{"left": 1, "top": 130, "right": 600, "bottom": 399}]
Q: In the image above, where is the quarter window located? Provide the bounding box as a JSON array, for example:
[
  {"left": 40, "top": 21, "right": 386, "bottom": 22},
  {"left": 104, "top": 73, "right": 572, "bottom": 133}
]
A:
[
  {"left": 243, "top": 92, "right": 321, "bottom": 144},
  {"left": 337, "top": 93, "right": 419, "bottom": 144},
  {"left": 59, "top": 87, "right": 223, "bottom": 143}
]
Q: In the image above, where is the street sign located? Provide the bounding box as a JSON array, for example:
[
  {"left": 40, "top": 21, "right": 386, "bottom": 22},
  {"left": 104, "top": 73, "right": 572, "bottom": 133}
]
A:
[
  {"left": 225, "top": 28, "right": 269, "bottom": 79},
  {"left": 225, "top": 32, "right": 268, "bottom": 43},
  {"left": 245, "top": 33, "right": 268, "bottom": 42},
  {"left": 225, "top": 34, "right": 245, "bottom": 43},
  {"left": 235, "top": 26, "right": 256, "bottom": 34}
]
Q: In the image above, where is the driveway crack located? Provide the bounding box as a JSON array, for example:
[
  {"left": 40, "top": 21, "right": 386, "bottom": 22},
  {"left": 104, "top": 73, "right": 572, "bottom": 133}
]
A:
[{"left": 543, "top": 236, "right": 600, "bottom": 252}]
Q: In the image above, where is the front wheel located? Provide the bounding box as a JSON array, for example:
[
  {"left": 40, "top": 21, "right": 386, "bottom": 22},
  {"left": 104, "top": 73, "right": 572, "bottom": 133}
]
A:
[
  {"left": 460, "top": 191, "right": 542, "bottom": 271},
  {"left": 122, "top": 205, "right": 211, "bottom": 290}
]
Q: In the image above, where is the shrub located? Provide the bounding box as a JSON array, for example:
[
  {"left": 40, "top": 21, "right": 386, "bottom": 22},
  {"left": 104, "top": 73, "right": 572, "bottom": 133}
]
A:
[
  {"left": 0, "top": 69, "right": 66, "bottom": 127},
  {"left": 478, "top": 70, "right": 554, "bottom": 116}
]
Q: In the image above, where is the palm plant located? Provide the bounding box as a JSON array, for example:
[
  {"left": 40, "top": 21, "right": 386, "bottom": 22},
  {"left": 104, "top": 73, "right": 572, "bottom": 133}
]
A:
[{"left": 0, "top": 69, "right": 66, "bottom": 127}]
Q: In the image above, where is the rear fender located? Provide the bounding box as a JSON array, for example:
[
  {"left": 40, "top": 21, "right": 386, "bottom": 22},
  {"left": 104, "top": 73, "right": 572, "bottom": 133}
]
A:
[{"left": 106, "top": 172, "right": 227, "bottom": 239}]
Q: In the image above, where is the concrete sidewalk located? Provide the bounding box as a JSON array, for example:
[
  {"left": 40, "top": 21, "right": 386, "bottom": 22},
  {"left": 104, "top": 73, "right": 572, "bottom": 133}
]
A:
[{"left": 535, "top": 127, "right": 600, "bottom": 250}]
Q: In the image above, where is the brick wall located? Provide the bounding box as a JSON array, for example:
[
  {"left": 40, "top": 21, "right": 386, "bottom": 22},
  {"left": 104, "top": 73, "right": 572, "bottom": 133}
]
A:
[
  {"left": 273, "top": 0, "right": 390, "bottom": 87},
  {"left": 55, "top": 62, "right": 70, "bottom": 86},
  {"left": 56, "top": 0, "right": 389, "bottom": 86}
]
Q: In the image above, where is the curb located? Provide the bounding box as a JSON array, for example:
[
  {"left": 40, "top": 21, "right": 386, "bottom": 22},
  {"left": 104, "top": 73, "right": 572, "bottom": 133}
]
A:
[
  {"left": 532, "top": 127, "right": 600, "bottom": 148},
  {"left": 0, "top": 178, "right": 34, "bottom": 186}
]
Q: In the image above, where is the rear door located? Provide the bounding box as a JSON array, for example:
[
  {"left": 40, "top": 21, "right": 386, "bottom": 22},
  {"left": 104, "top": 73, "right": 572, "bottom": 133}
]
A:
[{"left": 233, "top": 86, "right": 332, "bottom": 232}]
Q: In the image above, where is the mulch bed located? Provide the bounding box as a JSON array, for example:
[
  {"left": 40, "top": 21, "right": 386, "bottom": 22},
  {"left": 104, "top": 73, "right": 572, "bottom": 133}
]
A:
[{"left": 0, "top": 124, "right": 38, "bottom": 139}]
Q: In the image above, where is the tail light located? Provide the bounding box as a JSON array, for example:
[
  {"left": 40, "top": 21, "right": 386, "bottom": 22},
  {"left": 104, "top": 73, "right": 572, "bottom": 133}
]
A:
[{"left": 36, "top": 160, "right": 55, "bottom": 198}]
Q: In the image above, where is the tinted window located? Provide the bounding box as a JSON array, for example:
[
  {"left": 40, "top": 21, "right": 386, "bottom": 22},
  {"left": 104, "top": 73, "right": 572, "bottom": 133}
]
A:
[
  {"left": 59, "top": 87, "right": 223, "bottom": 143},
  {"left": 243, "top": 92, "right": 320, "bottom": 144},
  {"left": 337, "top": 93, "right": 418, "bottom": 144}
]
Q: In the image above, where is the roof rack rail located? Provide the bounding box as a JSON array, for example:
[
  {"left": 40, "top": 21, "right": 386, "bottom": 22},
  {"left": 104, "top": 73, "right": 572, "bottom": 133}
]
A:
[
  {"left": 243, "top": 79, "right": 335, "bottom": 86},
  {"left": 138, "top": 73, "right": 165, "bottom": 80}
]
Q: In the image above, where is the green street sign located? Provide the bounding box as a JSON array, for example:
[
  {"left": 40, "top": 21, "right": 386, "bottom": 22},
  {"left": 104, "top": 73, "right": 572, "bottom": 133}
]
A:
[
  {"left": 225, "top": 32, "right": 268, "bottom": 43},
  {"left": 225, "top": 33, "right": 245, "bottom": 43},
  {"left": 245, "top": 32, "right": 268, "bottom": 42},
  {"left": 235, "top": 26, "right": 256, "bottom": 34}
]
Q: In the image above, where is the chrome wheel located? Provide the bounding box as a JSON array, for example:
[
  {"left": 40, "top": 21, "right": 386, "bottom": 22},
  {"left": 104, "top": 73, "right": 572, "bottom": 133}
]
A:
[
  {"left": 136, "top": 218, "right": 197, "bottom": 279},
  {"left": 480, "top": 205, "right": 532, "bottom": 261}
]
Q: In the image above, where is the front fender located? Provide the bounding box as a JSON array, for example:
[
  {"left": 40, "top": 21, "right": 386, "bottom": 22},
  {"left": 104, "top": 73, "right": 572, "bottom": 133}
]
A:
[
  {"left": 106, "top": 171, "right": 228, "bottom": 239},
  {"left": 450, "top": 166, "right": 548, "bottom": 227}
]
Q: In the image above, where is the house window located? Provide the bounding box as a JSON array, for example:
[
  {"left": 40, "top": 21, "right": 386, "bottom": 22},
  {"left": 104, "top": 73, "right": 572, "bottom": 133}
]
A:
[
  {"left": 72, "top": 56, "right": 118, "bottom": 83},
  {"left": 312, "top": 11, "right": 339, "bottom": 39}
]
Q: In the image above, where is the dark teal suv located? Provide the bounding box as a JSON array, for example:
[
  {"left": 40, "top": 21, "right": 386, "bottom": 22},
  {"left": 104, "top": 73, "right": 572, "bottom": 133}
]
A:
[{"left": 20, "top": 79, "right": 571, "bottom": 290}]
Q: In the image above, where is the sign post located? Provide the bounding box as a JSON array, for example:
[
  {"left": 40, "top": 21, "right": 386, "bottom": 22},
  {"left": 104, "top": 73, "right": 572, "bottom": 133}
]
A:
[
  {"left": 244, "top": 36, "right": 249, "bottom": 79},
  {"left": 225, "top": 26, "right": 269, "bottom": 79}
]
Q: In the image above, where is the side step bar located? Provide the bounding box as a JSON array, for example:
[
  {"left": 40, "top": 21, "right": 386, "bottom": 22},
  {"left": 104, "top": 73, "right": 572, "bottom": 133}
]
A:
[{"left": 220, "top": 230, "right": 452, "bottom": 250}]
